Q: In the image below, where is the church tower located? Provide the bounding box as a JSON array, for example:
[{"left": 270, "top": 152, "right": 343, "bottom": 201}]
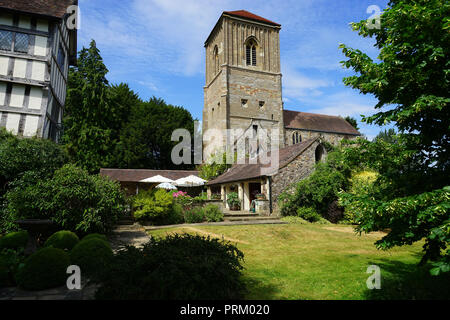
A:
[{"left": 202, "top": 10, "right": 285, "bottom": 160}]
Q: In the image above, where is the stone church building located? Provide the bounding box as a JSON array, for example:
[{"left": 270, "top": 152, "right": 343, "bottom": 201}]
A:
[{"left": 204, "top": 10, "right": 360, "bottom": 213}]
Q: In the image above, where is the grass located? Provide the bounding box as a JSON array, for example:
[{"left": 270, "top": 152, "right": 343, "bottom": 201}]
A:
[{"left": 148, "top": 223, "right": 450, "bottom": 300}]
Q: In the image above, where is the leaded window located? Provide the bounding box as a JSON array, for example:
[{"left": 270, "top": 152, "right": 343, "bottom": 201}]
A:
[
  {"left": 0, "top": 30, "right": 13, "bottom": 51},
  {"left": 57, "top": 45, "right": 65, "bottom": 70},
  {"left": 14, "top": 33, "right": 29, "bottom": 53}
]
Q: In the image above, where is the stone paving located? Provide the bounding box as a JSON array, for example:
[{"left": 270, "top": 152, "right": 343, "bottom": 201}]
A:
[
  {"left": 0, "top": 280, "right": 99, "bottom": 301},
  {"left": 109, "top": 222, "right": 151, "bottom": 251}
]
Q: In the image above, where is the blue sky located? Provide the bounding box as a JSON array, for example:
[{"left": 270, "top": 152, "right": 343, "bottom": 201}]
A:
[{"left": 77, "top": 0, "right": 391, "bottom": 140}]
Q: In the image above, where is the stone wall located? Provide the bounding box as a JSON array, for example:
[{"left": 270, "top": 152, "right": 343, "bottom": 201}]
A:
[{"left": 270, "top": 140, "right": 320, "bottom": 214}]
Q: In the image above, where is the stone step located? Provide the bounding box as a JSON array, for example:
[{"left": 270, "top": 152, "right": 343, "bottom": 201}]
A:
[{"left": 224, "top": 216, "right": 281, "bottom": 222}]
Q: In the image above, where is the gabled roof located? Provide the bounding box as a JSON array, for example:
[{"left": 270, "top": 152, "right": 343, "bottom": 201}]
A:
[
  {"left": 0, "top": 0, "right": 77, "bottom": 20},
  {"left": 100, "top": 169, "right": 200, "bottom": 183},
  {"left": 284, "top": 110, "right": 361, "bottom": 136},
  {"left": 207, "top": 138, "right": 318, "bottom": 185},
  {"left": 223, "top": 10, "right": 281, "bottom": 27}
]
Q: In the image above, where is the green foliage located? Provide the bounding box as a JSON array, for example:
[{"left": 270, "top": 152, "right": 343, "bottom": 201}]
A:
[
  {"left": 340, "top": 0, "right": 449, "bottom": 175},
  {"left": 204, "top": 204, "right": 224, "bottom": 222},
  {"left": 340, "top": 186, "right": 450, "bottom": 272},
  {"left": 198, "top": 152, "right": 233, "bottom": 180},
  {"left": 0, "top": 231, "right": 28, "bottom": 251},
  {"left": 4, "top": 164, "right": 126, "bottom": 234},
  {"left": 374, "top": 128, "right": 398, "bottom": 144},
  {"left": 70, "top": 238, "right": 113, "bottom": 277},
  {"left": 184, "top": 207, "right": 206, "bottom": 224},
  {"left": 0, "top": 132, "right": 68, "bottom": 195},
  {"left": 226, "top": 192, "right": 241, "bottom": 210},
  {"left": 16, "top": 247, "right": 70, "bottom": 290},
  {"left": 344, "top": 116, "right": 359, "bottom": 130},
  {"left": 0, "top": 248, "right": 25, "bottom": 287},
  {"left": 296, "top": 207, "right": 321, "bottom": 223},
  {"left": 280, "top": 216, "right": 309, "bottom": 225},
  {"left": 94, "top": 234, "right": 245, "bottom": 300},
  {"left": 82, "top": 233, "right": 108, "bottom": 242},
  {"left": 133, "top": 189, "right": 174, "bottom": 222},
  {"left": 116, "top": 97, "right": 195, "bottom": 170},
  {"left": 344, "top": 170, "right": 379, "bottom": 223},
  {"left": 279, "top": 149, "right": 351, "bottom": 220},
  {"left": 44, "top": 231, "right": 79, "bottom": 251}
]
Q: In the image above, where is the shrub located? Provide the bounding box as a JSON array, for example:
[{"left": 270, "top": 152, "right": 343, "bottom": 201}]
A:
[
  {"left": 133, "top": 189, "right": 174, "bottom": 223},
  {"left": 0, "top": 248, "right": 24, "bottom": 287},
  {"left": 166, "top": 203, "right": 184, "bottom": 225},
  {"left": 227, "top": 192, "right": 240, "bottom": 210},
  {"left": 94, "top": 234, "right": 246, "bottom": 300},
  {"left": 15, "top": 247, "right": 70, "bottom": 290},
  {"left": 82, "top": 233, "right": 108, "bottom": 242},
  {"left": 279, "top": 148, "right": 351, "bottom": 222},
  {"left": 296, "top": 207, "right": 321, "bottom": 223},
  {"left": 204, "top": 204, "right": 223, "bottom": 222},
  {"left": 184, "top": 207, "right": 206, "bottom": 224},
  {"left": 280, "top": 216, "right": 309, "bottom": 224},
  {"left": 0, "top": 231, "right": 28, "bottom": 251},
  {"left": 4, "top": 164, "right": 126, "bottom": 234},
  {"left": 70, "top": 238, "right": 113, "bottom": 277},
  {"left": 44, "top": 231, "right": 79, "bottom": 251}
]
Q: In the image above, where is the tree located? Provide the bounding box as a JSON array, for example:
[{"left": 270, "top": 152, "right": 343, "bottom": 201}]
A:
[
  {"left": 344, "top": 116, "right": 359, "bottom": 131},
  {"left": 116, "top": 97, "right": 194, "bottom": 170},
  {"left": 374, "top": 128, "right": 397, "bottom": 143},
  {"left": 340, "top": 0, "right": 449, "bottom": 175},
  {"left": 339, "top": 0, "right": 450, "bottom": 274},
  {"left": 198, "top": 152, "right": 233, "bottom": 181},
  {"left": 62, "top": 41, "right": 141, "bottom": 173}
]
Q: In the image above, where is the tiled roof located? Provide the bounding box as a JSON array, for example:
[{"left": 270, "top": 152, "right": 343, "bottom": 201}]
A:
[
  {"left": 223, "top": 10, "right": 281, "bottom": 27},
  {"left": 100, "top": 169, "right": 200, "bottom": 183},
  {"left": 284, "top": 110, "right": 361, "bottom": 136},
  {"left": 0, "top": 0, "right": 77, "bottom": 19},
  {"left": 207, "top": 138, "right": 318, "bottom": 185}
]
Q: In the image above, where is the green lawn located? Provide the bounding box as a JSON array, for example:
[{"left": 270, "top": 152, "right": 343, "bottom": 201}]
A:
[{"left": 148, "top": 223, "right": 450, "bottom": 300}]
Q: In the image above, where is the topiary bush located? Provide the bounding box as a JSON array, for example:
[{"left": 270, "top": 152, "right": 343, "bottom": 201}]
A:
[
  {"left": 204, "top": 204, "right": 223, "bottom": 222},
  {"left": 184, "top": 207, "right": 206, "bottom": 224},
  {"left": 44, "top": 231, "right": 79, "bottom": 251},
  {"left": 296, "top": 207, "right": 321, "bottom": 223},
  {"left": 82, "top": 233, "right": 108, "bottom": 242},
  {"left": 94, "top": 234, "right": 246, "bottom": 300},
  {"left": 15, "top": 247, "right": 70, "bottom": 290},
  {"left": 0, "top": 231, "right": 28, "bottom": 251},
  {"left": 70, "top": 238, "right": 113, "bottom": 277}
]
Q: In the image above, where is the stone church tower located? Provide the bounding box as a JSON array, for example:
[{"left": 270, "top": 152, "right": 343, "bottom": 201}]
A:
[{"left": 202, "top": 10, "right": 285, "bottom": 159}]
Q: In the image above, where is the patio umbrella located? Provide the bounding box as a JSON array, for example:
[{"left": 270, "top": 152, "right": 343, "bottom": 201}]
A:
[
  {"left": 175, "top": 175, "right": 207, "bottom": 187},
  {"left": 139, "top": 175, "right": 175, "bottom": 184},
  {"left": 156, "top": 182, "right": 178, "bottom": 190}
]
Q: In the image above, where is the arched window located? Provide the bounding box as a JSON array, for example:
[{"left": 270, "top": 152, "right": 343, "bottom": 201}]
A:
[
  {"left": 292, "top": 132, "right": 302, "bottom": 145},
  {"left": 245, "top": 38, "right": 257, "bottom": 66},
  {"left": 213, "top": 46, "right": 219, "bottom": 74}
]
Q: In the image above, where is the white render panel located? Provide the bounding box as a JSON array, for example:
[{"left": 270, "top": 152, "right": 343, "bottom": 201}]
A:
[
  {"left": 0, "top": 14, "right": 13, "bottom": 26},
  {"left": 9, "top": 85, "right": 26, "bottom": 108},
  {"left": 34, "top": 36, "right": 48, "bottom": 56},
  {"left": 36, "top": 20, "right": 49, "bottom": 32},
  {"left": 31, "top": 61, "right": 46, "bottom": 81},
  {"left": 28, "top": 87, "right": 43, "bottom": 110},
  {"left": 18, "top": 16, "right": 31, "bottom": 29},
  {"left": 0, "top": 56, "right": 8, "bottom": 75},
  {"left": 13, "top": 59, "right": 27, "bottom": 78},
  {"left": 23, "top": 115, "right": 40, "bottom": 137},
  {"left": 5, "top": 113, "right": 20, "bottom": 134},
  {"left": 0, "top": 82, "right": 6, "bottom": 105}
]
